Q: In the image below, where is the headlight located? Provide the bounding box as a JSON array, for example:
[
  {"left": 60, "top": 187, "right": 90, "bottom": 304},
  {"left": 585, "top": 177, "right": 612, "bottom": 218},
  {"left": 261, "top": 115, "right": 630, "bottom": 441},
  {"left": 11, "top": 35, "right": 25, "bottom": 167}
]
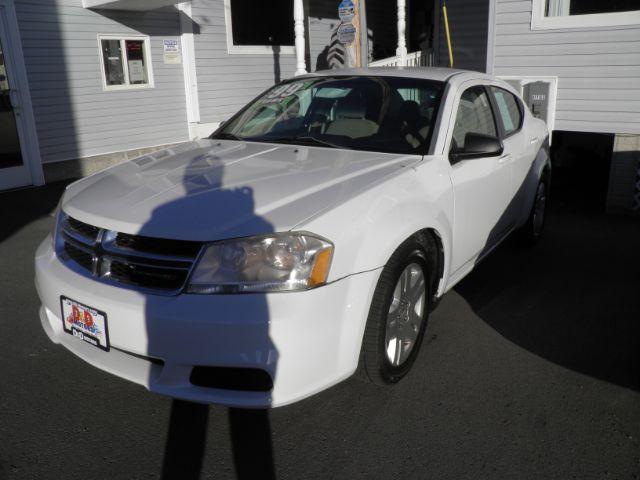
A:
[
  {"left": 51, "top": 196, "right": 66, "bottom": 248},
  {"left": 187, "top": 233, "right": 334, "bottom": 294}
]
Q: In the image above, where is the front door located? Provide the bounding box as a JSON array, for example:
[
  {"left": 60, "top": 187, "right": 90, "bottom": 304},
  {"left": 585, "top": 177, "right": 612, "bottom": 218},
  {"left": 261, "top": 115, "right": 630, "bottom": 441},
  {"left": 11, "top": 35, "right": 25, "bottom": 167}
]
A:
[
  {"left": 448, "top": 84, "right": 512, "bottom": 276},
  {"left": 0, "top": 3, "right": 33, "bottom": 190}
]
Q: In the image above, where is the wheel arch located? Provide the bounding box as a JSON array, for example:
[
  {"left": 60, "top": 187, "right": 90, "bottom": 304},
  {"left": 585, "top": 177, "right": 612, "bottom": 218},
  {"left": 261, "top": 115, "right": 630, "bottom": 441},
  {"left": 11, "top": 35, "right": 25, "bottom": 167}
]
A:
[
  {"left": 348, "top": 211, "right": 453, "bottom": 301},
  {"left": 517, "top": 137, "right": 552, "bottom": 227},
  {"left": 361, "top": 225, "right": 448, "bottom": 308},
  {"left": 413, "top": 228, "right": 446, "bottom": 308}
]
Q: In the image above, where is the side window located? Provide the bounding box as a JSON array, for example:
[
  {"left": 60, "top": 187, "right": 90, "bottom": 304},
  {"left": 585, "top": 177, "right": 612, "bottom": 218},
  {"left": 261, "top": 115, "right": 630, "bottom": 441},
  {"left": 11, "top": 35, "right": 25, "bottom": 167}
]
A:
[
  {"left": 491, "top": 87, "right": 523, "bottom": 137},
  {"left": 451, "top": 86, "right": 497, "bottom": 151}
]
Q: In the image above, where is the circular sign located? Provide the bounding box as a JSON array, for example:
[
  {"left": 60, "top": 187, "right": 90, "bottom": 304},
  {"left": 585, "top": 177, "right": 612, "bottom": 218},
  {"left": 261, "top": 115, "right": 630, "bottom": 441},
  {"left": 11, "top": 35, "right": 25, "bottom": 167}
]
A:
[
  {"left": 337, "top": 22, "right": 357, "bottom": 44},
  {"left": 338, "top": 0, "right": 355, "bottom": 22}
]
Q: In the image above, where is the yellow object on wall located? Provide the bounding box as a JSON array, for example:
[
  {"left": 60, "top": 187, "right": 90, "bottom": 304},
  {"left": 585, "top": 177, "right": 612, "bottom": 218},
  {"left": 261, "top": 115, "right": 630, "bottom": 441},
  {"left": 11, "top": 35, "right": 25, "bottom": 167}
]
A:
[{"left": 442, "top": 1, "right": 454, "bottom": 68}]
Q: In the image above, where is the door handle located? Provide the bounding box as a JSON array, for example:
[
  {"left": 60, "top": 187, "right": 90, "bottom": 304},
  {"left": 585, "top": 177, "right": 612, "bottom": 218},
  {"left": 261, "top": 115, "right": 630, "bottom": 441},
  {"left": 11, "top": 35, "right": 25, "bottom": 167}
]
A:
[
  {"left": 530, "top": 137, "right": 539, "bottom": 144},
  {"left": 8, "top": 89, "right": 21, "bottom": 115},
  {"left": 498, "top": 153, "right": 511, "bottom": 164}
]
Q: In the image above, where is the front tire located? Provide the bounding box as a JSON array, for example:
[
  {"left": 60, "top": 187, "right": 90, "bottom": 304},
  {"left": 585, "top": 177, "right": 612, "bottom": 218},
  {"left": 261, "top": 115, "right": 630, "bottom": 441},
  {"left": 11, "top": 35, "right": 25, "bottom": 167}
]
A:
[{"left": 359, "top": 238, "right": 431, "bottom": 386}]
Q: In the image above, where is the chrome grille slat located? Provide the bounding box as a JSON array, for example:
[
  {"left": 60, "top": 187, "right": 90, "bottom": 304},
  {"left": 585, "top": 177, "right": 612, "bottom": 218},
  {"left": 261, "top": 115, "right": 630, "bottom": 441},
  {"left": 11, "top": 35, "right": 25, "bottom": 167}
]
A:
[
  {"left": 62, "top": 229, "right": 96, "bottom": 247},
  {"left": 62, "top": 233, "right": 95, "bottom": 254},
  {"left": 114, "top": 232, "right": 202, "bottom": 258},
  {"left": 102, "top": 255, "right": 192, "bottom": 271},
  {"left": 66, "top": 216, "right": 100, "bottom": 241},
  {"left": 56, "top": 215, "right": 203, "bottom": 294}
]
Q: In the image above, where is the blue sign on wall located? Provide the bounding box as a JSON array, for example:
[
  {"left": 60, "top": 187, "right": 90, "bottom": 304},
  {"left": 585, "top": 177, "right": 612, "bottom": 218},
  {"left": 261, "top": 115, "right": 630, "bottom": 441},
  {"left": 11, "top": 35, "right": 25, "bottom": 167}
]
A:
[{"left": 338, "top": 0, "right": 355, "bottom": 22}]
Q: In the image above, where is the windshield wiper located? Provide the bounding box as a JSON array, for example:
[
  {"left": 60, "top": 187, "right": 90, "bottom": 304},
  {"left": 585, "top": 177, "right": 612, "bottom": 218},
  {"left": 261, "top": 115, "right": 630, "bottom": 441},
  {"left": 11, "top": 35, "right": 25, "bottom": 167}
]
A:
[
  {"left": 213, "top": 132, "right": 243, "bottom": 141},
  {"left": 235, "top": 135, "right": 340, "bottom": 149},
  {"left": 290, "top": 136, "right": 339, "bottom": 149}
]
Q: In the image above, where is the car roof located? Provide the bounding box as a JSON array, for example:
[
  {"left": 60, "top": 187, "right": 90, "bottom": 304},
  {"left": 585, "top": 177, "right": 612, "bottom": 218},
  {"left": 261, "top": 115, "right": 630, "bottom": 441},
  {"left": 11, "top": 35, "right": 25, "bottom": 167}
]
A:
[{"left": 305, "top": 66, "right": 483, "bottom": 83}]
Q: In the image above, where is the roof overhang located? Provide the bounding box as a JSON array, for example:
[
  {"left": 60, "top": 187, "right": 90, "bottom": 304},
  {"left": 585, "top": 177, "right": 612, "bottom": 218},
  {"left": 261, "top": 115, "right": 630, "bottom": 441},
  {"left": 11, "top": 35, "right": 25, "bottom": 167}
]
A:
[{"left": 82, "top": 0, "right": 183, "bottom": 11}]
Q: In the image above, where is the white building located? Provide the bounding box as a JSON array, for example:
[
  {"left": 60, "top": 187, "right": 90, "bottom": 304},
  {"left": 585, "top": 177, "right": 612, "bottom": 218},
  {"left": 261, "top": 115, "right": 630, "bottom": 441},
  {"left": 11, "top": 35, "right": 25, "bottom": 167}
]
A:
[{"left": 0, "top": 0, "right": 638, "bottom": 213}]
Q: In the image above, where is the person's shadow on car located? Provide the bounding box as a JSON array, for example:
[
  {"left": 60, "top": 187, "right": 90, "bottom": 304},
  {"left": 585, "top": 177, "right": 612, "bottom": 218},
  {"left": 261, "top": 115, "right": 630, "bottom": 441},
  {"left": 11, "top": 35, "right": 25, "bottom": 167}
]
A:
[{"left": 129, "top": 140, "right": 278, "bottom": 479}]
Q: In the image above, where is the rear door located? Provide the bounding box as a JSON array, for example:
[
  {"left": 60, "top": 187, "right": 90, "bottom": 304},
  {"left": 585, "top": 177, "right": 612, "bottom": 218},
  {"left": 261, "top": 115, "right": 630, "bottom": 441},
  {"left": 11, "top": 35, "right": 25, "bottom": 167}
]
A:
[{"left": 448, "top": 83, "right": 512, "bottom": 275}]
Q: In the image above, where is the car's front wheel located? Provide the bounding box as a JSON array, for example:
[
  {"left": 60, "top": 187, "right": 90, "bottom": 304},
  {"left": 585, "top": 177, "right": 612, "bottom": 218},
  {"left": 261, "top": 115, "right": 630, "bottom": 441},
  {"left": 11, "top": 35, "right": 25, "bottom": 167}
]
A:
[{"left": 359, "top": 238, "right": 431, "bottom": 385}]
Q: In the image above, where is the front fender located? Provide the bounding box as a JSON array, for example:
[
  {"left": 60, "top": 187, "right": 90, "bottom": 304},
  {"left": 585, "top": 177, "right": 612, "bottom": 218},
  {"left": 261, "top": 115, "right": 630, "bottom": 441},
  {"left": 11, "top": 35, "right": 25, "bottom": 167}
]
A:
[{"left": 299, "top": 157, "right": 454, "bottom": 295}]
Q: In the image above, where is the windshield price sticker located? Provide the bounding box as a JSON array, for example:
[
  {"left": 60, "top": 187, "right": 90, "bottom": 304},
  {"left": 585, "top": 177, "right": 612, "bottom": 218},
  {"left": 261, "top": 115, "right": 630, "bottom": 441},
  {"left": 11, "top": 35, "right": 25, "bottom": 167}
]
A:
[
  {"left": 337, "top": 23, "right": 357, "bottom": 44},
  {"left": 338, "top": 0, "right": 355, "bottom": 22},
  {"left": 261, "top": 82, "right": 307, "bottom": 103}
]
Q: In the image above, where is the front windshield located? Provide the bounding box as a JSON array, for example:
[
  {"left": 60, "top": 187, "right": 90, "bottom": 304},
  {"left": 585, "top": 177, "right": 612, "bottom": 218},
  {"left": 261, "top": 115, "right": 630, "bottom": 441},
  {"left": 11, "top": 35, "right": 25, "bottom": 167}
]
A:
[{"left": 213, "top": 76, "right": 444, "bottom": 155}]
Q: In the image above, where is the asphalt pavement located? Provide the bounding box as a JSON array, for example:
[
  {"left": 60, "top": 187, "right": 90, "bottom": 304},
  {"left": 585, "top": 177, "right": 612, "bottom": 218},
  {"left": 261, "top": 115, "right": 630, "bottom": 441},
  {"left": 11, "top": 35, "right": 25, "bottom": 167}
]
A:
[{"left": 0, "top": 181, "right": 638, "bottom": 480}]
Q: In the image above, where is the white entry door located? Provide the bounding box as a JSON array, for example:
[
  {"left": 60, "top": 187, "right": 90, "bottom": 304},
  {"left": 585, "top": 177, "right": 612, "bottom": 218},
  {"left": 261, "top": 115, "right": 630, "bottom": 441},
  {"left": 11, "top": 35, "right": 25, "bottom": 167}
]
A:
[{"left": 0, "top": 0, "right": 42, "bottom": 190}]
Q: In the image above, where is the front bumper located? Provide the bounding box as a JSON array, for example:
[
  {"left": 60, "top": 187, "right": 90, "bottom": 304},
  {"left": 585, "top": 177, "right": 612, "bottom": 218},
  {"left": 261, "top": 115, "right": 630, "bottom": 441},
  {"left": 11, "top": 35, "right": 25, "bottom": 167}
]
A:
[{"left": 35, "top": 236, "right": 380, "bottom": 408}]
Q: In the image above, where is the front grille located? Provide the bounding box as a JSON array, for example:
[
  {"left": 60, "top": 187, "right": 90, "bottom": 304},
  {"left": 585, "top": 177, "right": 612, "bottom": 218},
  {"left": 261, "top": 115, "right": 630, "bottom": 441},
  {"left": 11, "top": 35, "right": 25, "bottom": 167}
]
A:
[{"left": 57, "top": 215, "right": 203, "bottom": 293}]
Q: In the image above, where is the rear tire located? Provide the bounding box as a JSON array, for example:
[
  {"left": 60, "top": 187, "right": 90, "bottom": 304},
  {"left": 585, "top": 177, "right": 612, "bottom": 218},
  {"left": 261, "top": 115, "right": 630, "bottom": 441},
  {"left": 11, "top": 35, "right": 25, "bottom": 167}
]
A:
[
  {"left": 519, "top": 173, "right": 549, "bottom": 245},
  {"left": 358, "top": 238, "right": 431, "bottom": 386}
]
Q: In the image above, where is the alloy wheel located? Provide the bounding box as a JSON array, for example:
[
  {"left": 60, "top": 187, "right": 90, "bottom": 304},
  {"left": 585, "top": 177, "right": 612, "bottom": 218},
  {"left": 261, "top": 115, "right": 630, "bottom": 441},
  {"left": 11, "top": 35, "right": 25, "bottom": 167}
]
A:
[{"left": 385, "top": 263, "right": 426, "bottom": 366}]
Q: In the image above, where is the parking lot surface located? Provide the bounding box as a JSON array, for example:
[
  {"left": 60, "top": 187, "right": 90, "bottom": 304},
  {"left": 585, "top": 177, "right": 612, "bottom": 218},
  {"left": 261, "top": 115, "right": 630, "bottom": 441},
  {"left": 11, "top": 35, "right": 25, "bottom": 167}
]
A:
[{"left": 1, "top": 181, "right": 638, "bottom": 480}]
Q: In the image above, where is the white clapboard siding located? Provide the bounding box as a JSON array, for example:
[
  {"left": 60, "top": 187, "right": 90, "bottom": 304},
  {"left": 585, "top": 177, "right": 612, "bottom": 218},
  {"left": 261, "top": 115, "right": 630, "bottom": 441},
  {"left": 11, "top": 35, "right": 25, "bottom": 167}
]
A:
[
  {"left": 191, "top": 0, "right": 296, "bottom": 125},
  {"left": 14, "top": 0, "right": 190, "bottom": 164},
  {"left": 492, "top": 0, "right": 640, "bottom": 134}
]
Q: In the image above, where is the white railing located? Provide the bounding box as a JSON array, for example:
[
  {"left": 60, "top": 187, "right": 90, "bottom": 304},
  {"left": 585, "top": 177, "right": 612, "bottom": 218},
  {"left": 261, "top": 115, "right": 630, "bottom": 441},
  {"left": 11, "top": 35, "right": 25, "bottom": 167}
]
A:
[{"left": 368, "top": 50, "right": 434, "bottom": 68}]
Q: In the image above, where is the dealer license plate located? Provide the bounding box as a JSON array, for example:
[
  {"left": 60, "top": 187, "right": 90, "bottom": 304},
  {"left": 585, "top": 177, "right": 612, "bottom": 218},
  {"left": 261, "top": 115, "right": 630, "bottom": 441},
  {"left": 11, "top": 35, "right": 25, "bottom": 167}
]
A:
[{"left": 60, "top": 297, "right": 110, "bottom": 351}]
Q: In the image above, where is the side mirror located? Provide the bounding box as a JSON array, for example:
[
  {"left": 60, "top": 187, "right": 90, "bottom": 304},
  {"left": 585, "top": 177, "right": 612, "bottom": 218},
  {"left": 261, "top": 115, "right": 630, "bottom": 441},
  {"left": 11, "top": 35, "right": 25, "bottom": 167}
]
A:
[{"left": 449, "top": 133, "right": 504, "bottom": 163}]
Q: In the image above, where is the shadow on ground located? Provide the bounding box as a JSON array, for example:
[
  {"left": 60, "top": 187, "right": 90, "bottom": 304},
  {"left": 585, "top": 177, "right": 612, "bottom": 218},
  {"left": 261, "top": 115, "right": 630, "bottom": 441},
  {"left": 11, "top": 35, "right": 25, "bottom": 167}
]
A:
[
  {"left": 455, "top": 203, "right": 640, "bottom": 391},
  {"left": 0, "top": 180, "right": 71, "bottom": 244},
  {"left": 159, "top": 403, "right": 276, "bottom": 479}
]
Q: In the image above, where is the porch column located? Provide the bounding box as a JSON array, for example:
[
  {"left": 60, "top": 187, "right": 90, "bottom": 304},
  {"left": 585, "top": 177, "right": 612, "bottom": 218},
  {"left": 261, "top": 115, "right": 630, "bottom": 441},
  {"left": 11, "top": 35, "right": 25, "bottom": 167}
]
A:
[
  {"left": 294, "top": 0, "right": 307, "bottom": 76},
  {"left": 396, "top": 0, "right": 407, "bottom": 63}
]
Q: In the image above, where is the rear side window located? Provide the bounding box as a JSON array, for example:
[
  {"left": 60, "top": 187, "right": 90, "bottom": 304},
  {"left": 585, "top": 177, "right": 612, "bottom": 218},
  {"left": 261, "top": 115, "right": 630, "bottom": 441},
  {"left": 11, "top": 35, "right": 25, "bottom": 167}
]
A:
[
  {"left": 451, "top": 86, "right": 497, "bottom": 151},
  {"left": 491, "top": 87, "right": 522, "bottom": 137}
]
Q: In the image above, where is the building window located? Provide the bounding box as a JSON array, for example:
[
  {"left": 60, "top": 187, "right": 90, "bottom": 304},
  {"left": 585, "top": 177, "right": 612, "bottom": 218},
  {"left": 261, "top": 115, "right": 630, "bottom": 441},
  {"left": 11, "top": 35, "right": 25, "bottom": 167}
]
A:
[
  {"left": 98, "top": 35, "right": 154, "bottom": 90},
  {"left": 224, "top": 0, "right": 295, "bottom": 54},
  {"left": 532, "top": 0, "right": 640, "bottom": 29},
  {"left": 546, "top": 0, "right": 639, "bottom": 16}
]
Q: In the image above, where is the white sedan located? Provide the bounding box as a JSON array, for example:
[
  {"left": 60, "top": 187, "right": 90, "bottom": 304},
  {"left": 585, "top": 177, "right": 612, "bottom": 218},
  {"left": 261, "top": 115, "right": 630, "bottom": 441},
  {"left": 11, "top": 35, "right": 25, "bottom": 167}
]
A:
[{"left": 35, "top": 68, "right": 550, "bottom": 407}]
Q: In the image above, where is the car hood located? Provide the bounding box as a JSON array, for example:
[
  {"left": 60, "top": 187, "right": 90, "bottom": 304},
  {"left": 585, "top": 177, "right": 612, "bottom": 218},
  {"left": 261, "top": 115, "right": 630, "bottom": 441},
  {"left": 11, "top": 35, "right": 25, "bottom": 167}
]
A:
[{"left": 62, "top": 139, "right": 421, "bottom": 241}]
